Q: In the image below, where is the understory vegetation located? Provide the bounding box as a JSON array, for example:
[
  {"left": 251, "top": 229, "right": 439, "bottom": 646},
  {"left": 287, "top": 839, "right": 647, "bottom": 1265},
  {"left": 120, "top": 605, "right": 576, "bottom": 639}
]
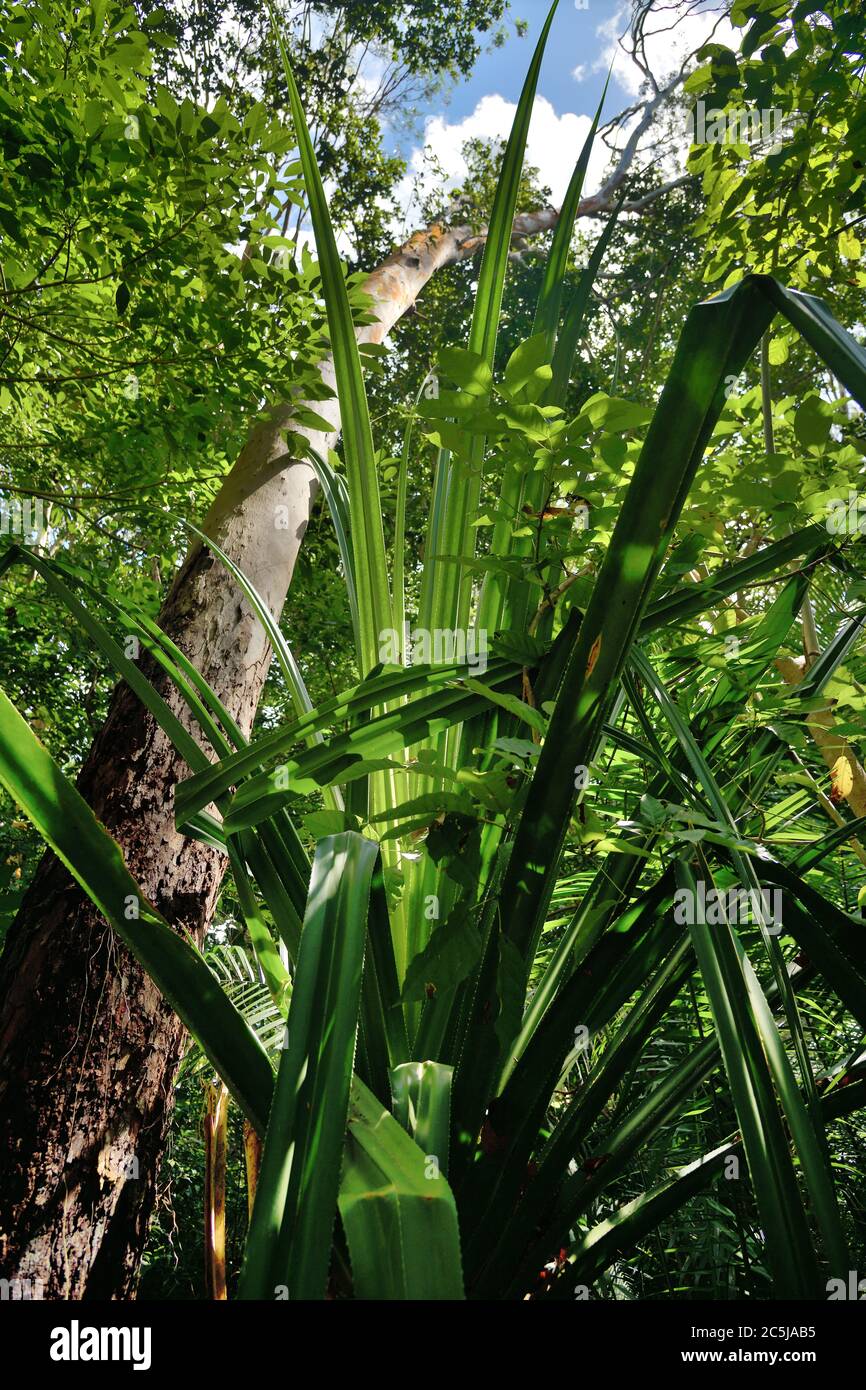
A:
[{"left": 1, "top": 0, "right": 866, "bottom": 1302}]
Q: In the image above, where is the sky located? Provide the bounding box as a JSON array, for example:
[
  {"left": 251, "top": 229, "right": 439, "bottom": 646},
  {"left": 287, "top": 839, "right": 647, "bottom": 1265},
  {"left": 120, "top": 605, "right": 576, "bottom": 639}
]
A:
[
  {"left": 436, "top": 0, "right": 626, "bottom": 123},
  {"left": 382, "top": 0, "right": 734, "bottom": 224}
]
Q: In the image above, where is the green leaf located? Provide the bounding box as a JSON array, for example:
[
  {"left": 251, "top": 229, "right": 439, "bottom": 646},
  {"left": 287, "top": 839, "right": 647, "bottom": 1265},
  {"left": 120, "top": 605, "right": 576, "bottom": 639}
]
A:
[
  {"left": 676, "top": 858, "right": 824, "bottom": 1298},
  {"left": 401, "top": 906, "right": 482, "bottom": 1002},
  {"left": 338, "top": 1077, "right": 464, "bottom": 1299},
  {"left": 422, "top": 0, "right": 561, "bottom": 635},
  {"left": 268, "top": 4, "right": 392, "bottom": 675},
  {"left": 793, "top": 394, "right": 832, "bottom": 449},
  {"left": 499, "top": 274, "right": 866, "bottom": 969},
  {"left": 239, "top": 832, "right": 376, "bottom": 1300},
  {"left": 176, "top": 661, "right": 520, "bottom": 828},
  {"left": 390, "top": 1061, "right": 454, "bottom": 1176},
  {"left": 302, "top": 810, "right": 358, "bottom": 838},
  {"left": 502, "top": 332, "right": 549, "bottom": 399},
  {"left": 438, "top": 345, "right": 493, "bottom": 396},
  {"left": 579, "top": 392, "right": 653, "bottom": 432},
  {"left": 534, "top": 73, "right": 609, "bottom": 356}
]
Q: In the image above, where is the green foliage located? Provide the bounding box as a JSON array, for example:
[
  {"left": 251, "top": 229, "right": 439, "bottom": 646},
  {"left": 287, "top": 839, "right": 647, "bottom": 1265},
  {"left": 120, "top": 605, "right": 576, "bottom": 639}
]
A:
[
  {"left": 0, "top": 0, "right": 325, "bottom": 470},
  {"left": 689, "top": 0, "right": 866, "bottom": 291},
  {"left": 3, "top": 0, "right": 866, "bottom": 1304}
]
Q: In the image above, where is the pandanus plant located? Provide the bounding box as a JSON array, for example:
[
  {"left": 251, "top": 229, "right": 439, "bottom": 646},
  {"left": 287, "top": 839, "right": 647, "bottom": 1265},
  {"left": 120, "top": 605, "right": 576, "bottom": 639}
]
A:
[{"left": 2, "top": 0, "right": 866, "bottom": 1299}]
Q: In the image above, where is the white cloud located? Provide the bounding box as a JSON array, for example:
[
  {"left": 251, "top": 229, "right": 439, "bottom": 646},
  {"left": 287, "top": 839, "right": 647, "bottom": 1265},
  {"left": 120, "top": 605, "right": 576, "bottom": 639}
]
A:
[
  {"left": 397, "top": 94, "right": 610, "bottom": 223},
  {"left": 572, "top": 64, "right": 587, "bottom": 82}
]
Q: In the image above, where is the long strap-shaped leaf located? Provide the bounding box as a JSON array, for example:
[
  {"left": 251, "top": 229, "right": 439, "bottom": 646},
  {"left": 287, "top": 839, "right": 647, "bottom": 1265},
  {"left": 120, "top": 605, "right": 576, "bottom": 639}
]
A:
[
  {"left": 0, "top": 545, "right": 310, "bottom": 976},
  {"left": 547, "top": 184, "right": 626, "bottom": 407},
  {"left": 464, "top": 925, "right": 690, "bottom": 1291},
  {"left": 452, "top": 272, "right": 866, "bottom": 1161},
  {"left": 505, "top": 1033, "right": 720, "bottom": 1297},
  {"left": 468, "top": 0, "right": 559, "bottom": 375},
  {"left": 568, "top": 1074, "right": 866, "bottom": 1294},
  {"left": 180, "top": 519, "right": 328, "bottom": 746},
  {"left": 491, "top": 182, "right": 627, "bottom": 638},
  {"left": 427, "top": 0, "right": 560, "bottom": 635},
  {"left": 175, "top": 655, "right": 520, "bottom": 816},
  {"left": 533, "top": 70, "right": 610, "bottom": 356},
  {"left": 175, "top": 517, "right": 345, "bottom": 812},
  {"left": 176, "top": 663, "right": 521, "bottom": 830},
  {"left": 390, "top": 1061, "right": 454, "bottom": 1175},
  {"left": 269, "top": 4, "right": 391, "bottom": 676},
  {"left": 239, "top": 831, "right": 375, "bottom": 1300},
  {"left": 632, "top": 647, "right": 849, "bottom": 1280},
  {"left": 338, "top": 1076, "right": 464, "bottom": 1300},
  {"left": 676, "top": 858, "right": 827, "bottom": 1298},
  {"left": 479, "top": 92, "right": 619, "bottom": 637},
  {"left": 790, "top": 813, "right": 866, "bottom": 872},
  {"left": 773, "top": 893, "right": 866, "bottom": 1030},
  {"left": 357, "top": 871, "right": 410, "bottom": 1103},
  {"left": 305, "top": 444, "right": 360, "bottom": 645},
  {"left": 641, "top": 523, "right": 833, "bottom": 634},
  {"left": 761, "top": 859, "right": 866, "bottom": 976},
  {"left": 504, "top": 545, "right": 838, "bottom": 1085}
]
